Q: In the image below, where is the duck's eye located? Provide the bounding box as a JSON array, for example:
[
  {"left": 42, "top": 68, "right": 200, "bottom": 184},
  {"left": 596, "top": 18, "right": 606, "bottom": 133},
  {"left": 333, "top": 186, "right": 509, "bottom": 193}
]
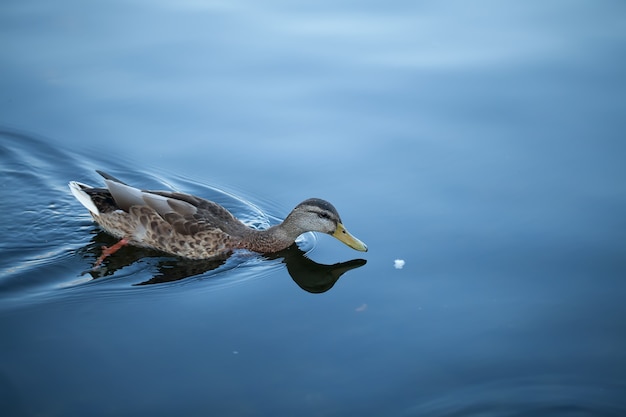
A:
[{"left": 317, "top": 212, "right": 331, "bottom": 220}]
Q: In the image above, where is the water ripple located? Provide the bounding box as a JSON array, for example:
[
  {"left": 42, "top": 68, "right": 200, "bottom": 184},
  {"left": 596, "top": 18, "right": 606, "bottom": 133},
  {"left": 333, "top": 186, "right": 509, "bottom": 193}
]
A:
[
  {"left": 0, "top": 128, "right": 316, "bottom": 308},
  {"left": 403, "top": 376, "right": 626, "bottom": 417}
]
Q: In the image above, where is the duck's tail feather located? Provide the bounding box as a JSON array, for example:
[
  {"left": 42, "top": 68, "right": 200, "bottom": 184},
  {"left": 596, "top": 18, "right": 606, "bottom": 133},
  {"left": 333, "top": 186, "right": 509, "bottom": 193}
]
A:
[{"left": 68, "top": 181, "right": 100, "bottom": 215}]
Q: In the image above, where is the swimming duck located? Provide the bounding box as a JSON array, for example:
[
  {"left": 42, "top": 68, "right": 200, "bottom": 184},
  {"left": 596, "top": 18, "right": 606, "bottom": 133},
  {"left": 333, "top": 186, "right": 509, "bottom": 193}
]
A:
[{"left": 69, "top": 171, "right": 367, "bottom": 264}]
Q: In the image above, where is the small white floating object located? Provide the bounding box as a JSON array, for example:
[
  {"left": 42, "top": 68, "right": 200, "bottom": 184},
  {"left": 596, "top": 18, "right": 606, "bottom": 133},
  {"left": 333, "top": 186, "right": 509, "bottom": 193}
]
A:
[{"left": 394, "top": 259, "right": 405, "bottom": 269}]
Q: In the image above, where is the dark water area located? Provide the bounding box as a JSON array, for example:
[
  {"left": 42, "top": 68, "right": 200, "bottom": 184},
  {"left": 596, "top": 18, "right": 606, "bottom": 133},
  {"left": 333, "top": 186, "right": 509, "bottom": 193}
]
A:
[{"left": 2, "top": 1, "right": 626, "bottom": 416}]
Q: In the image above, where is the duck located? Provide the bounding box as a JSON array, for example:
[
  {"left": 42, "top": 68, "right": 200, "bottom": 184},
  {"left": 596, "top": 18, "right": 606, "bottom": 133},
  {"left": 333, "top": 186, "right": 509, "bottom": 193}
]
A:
[{"left": 69, "top": 171, "right": 367, "bottom": 265}]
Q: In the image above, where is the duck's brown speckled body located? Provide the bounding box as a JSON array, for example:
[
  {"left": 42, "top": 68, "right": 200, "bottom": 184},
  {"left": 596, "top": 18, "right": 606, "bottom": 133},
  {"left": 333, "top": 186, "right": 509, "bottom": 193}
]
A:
[{"left": 69, "top": 171, "right": 367, "bottom": 260}]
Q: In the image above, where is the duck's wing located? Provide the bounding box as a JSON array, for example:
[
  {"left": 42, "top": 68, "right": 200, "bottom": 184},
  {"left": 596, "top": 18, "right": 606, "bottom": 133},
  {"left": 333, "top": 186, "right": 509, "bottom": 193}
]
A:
[
  {"left": 99, "top": 172, "right": 244, "bottom": 236},
  {"left": 149, "top": 191, "right": 246, "bottom": 236},
  {"left": 101, "top": 177, "right": 146, "bottom": 212}
]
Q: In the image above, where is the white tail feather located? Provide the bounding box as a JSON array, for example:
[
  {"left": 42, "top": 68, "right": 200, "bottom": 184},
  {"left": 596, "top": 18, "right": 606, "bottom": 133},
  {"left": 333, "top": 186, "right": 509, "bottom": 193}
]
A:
[{"left": 68, "top": 181, "right": 100, "bottom": 215}]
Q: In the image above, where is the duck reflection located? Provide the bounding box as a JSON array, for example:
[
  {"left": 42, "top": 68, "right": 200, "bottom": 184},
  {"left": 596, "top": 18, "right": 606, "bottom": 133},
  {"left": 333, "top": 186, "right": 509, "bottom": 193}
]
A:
[
  {"left": 266, "top": 245, "right": 366, "bottom": 293},
  {"left": 80, "top": 231, "right": 366, "bottom": 292}
]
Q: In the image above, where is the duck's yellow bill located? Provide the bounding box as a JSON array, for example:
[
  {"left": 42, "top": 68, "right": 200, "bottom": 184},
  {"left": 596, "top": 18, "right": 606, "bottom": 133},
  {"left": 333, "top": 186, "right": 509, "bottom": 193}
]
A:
[{"left": 332, "top": 223, "right": 368, "bottom": 252}]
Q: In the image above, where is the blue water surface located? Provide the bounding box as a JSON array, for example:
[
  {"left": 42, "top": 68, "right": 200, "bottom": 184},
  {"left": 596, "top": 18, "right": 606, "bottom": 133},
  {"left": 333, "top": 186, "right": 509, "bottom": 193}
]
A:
[{"left": 1, "top": 1, "right": 626, "bottom": 416}]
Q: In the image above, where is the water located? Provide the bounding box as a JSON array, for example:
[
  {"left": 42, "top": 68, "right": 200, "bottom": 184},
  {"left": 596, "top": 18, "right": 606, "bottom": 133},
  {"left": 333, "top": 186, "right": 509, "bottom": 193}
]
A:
[{"left": 2, "top": 1, "right": 626, "bottom": 416}]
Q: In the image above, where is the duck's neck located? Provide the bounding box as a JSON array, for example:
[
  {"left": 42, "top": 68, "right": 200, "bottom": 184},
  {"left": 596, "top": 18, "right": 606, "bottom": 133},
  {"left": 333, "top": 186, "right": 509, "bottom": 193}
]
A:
[{"left": 239, "top": 218, "right": 304, "bottom": 253}]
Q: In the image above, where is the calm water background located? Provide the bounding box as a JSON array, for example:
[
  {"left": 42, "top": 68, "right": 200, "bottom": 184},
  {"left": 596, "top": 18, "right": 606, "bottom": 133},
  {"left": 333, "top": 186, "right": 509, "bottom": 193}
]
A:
[{"left": 1, "top": 1, "right": 626, "bottom": 416}]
